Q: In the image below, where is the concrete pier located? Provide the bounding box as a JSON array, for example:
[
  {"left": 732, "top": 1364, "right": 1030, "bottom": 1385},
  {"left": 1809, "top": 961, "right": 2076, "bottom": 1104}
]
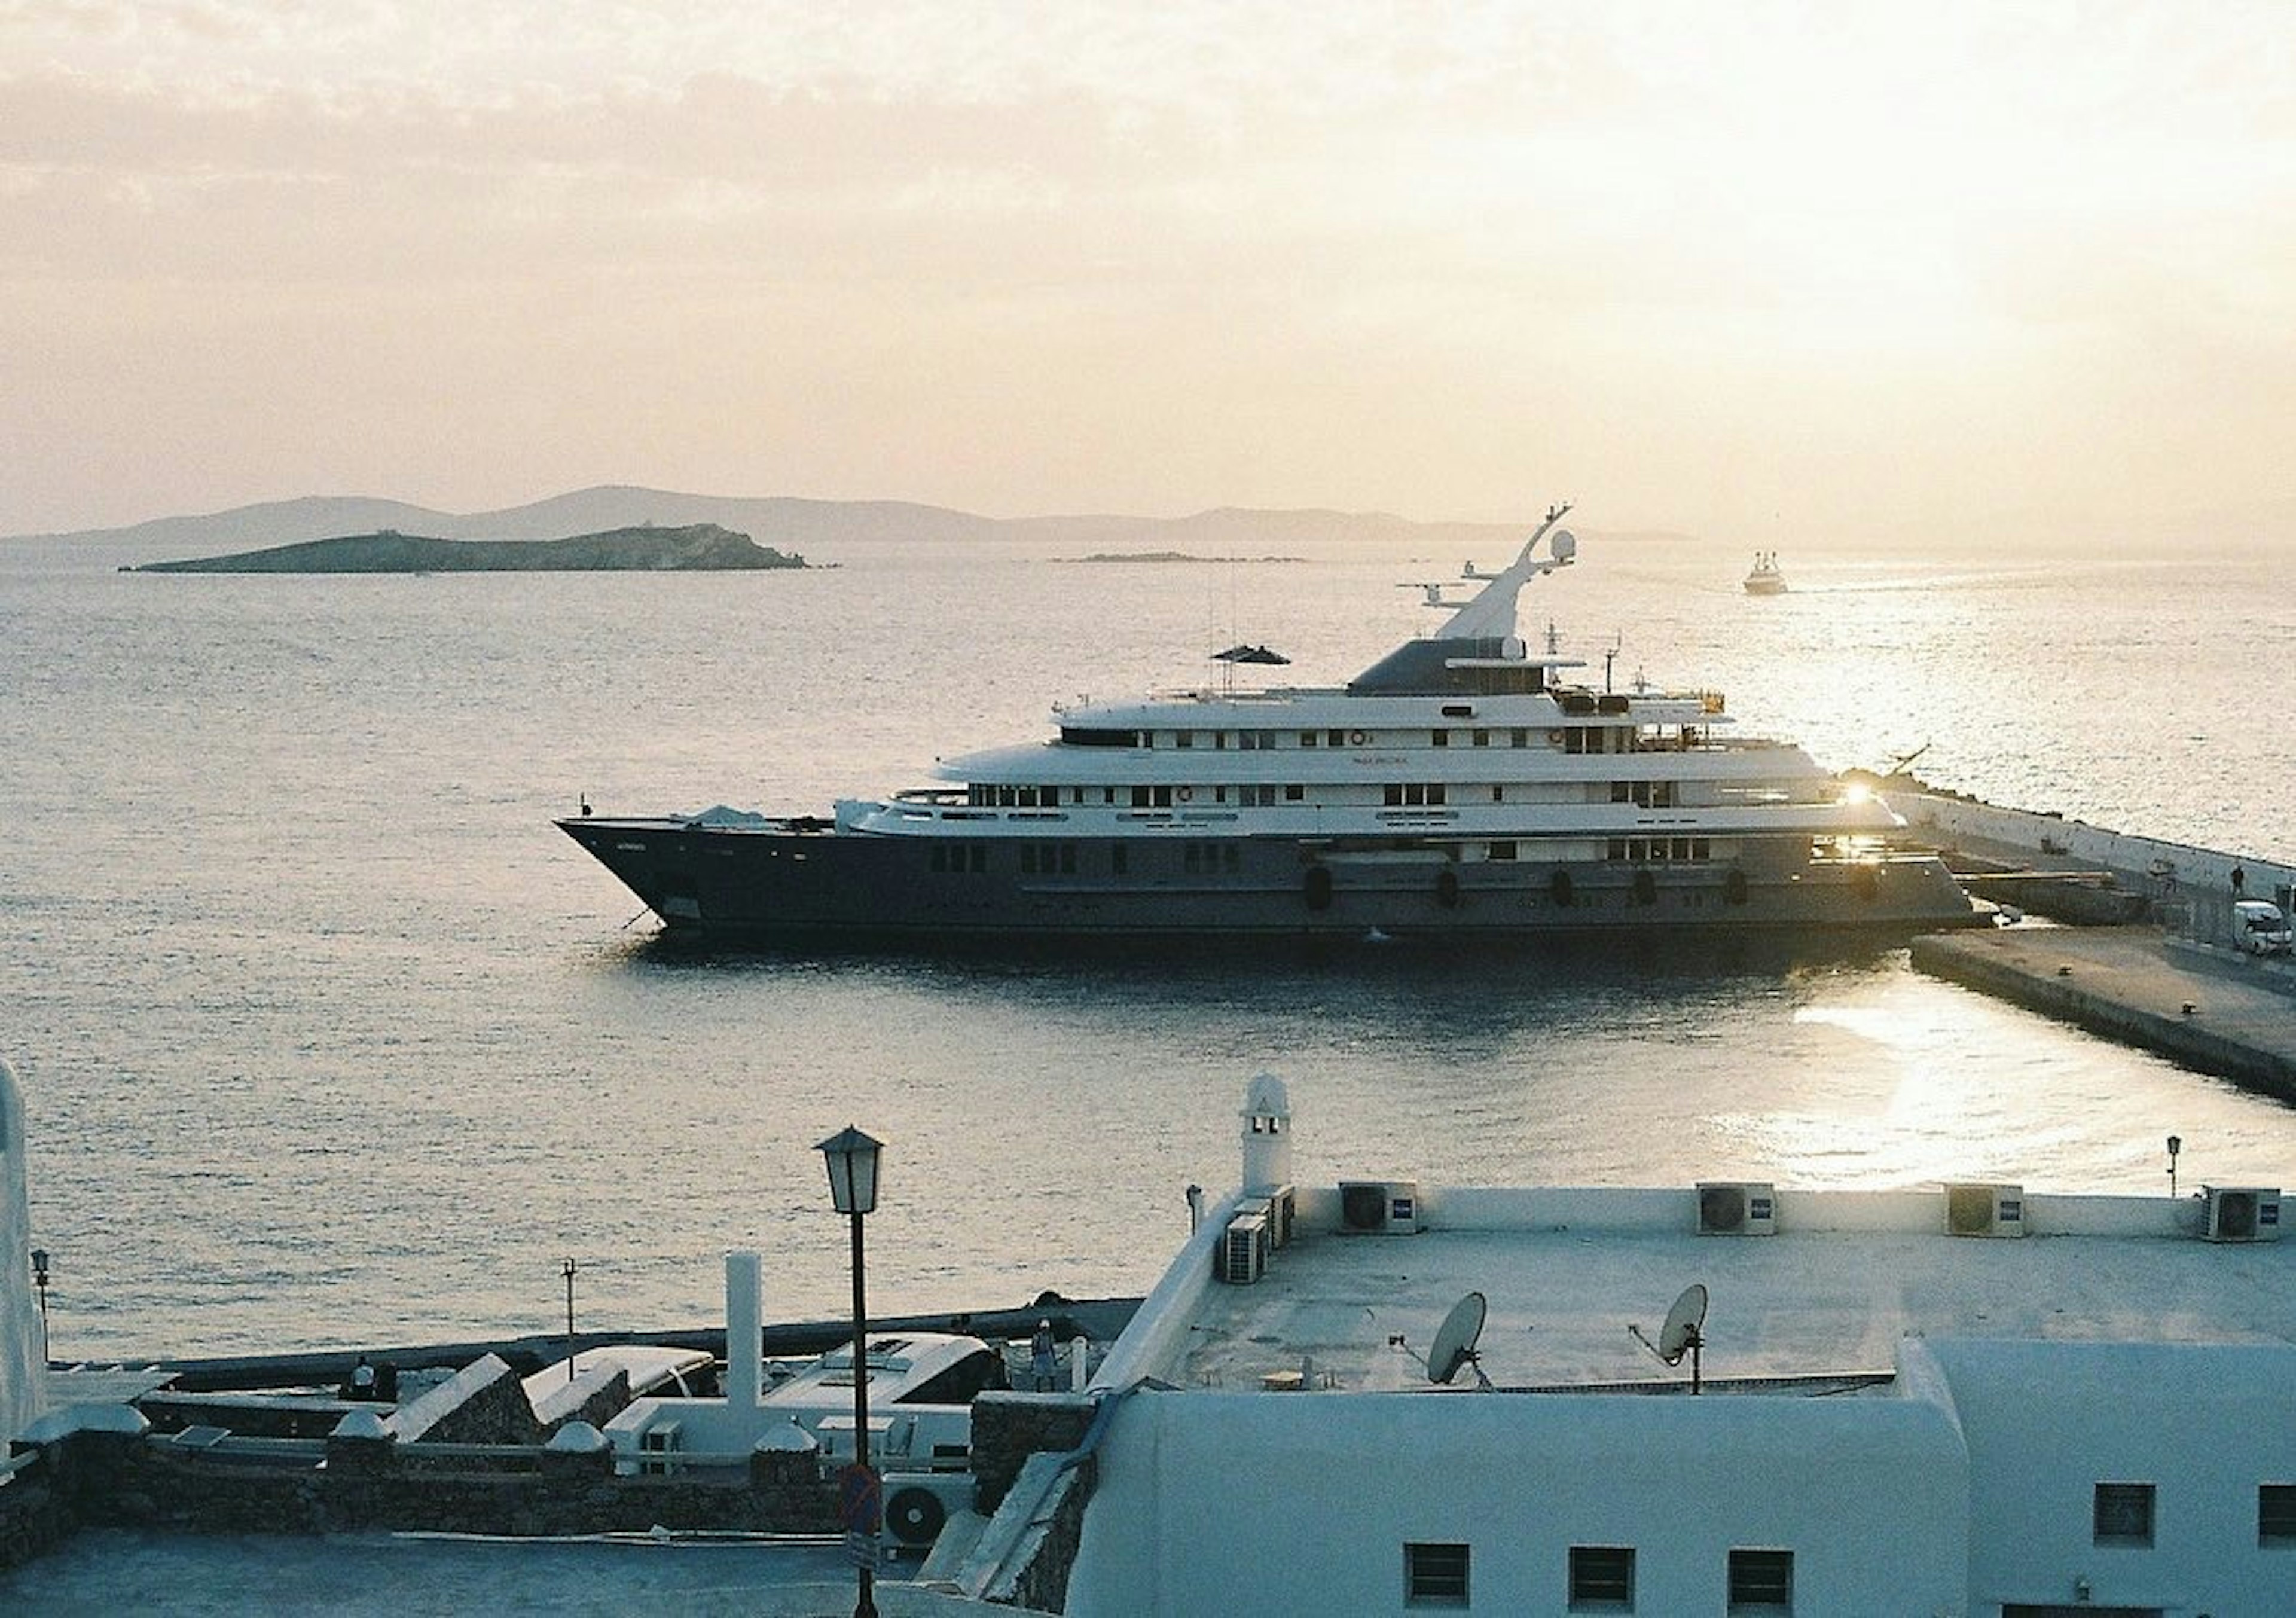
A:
[{"left": 1912, "top": 926, "right": 2296, "bottom": 1102}]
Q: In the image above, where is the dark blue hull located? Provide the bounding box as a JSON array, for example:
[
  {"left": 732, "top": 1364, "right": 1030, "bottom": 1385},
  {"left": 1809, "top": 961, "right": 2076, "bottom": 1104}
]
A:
[{"left": 557, "top": 817, "right": 1981, "bottom": 943}]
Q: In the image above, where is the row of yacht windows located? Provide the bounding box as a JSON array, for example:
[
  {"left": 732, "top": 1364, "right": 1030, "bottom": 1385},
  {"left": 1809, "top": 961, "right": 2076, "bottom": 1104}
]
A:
[
  {"left": 939, "top": 840, "right": 1733, "bottom": 878},
  {"left": 963, "top": 839, "right": 1839, "bottom": 876},
  {"left": 1067, "top": 726, "right": 1659, "bottom": 753},
  {"left": 1403, "top": 1541, "right": 1791, "bottom": 1611},
  {"left": 1608, "top": 837, "right": 1714, "bottom": 863},
  {"left": 969, "top": 781, "right": 1684, "bottom": 810},
  {"left": 970, "top": 784, "right": 1312, "bottom": 808}
]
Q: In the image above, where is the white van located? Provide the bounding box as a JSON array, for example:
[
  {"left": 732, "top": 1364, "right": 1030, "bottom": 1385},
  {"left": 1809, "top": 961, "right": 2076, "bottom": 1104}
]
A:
[{"left": 2233, "top": 899, "right": 2294, "bottom": 957}]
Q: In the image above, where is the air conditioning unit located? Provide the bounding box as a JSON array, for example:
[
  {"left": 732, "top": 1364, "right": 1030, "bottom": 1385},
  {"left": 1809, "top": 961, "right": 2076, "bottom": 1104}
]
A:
[
  {"left": 1696, "top": 1180, "right": 1776, "bottom": 1235},
  {"left": 1247, "top": 1185, "right": 1297, "bottom": 1249},
  {"left": 882, "top": 1472, "right": 976, "bottom": 1552},
  {"left": 1217, "top": 1211, "right": 1269, "bottom": 1283},
  {"left": 1944, "top": 1182, "right": 2026, "bottom": 1238},
  {"left": 2205, "top": 1186, "right": 2282, "bottom": 1243},
  {"left": 1338, "top": 1179, "right": 1421, "bottom": 1235}
]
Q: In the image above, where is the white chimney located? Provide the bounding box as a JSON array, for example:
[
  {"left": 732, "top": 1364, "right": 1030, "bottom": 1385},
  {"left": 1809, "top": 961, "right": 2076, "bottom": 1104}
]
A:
[
  {"left": 725, "top": 1251, "right": 762, "bottom": 1408},
  {"left": 1240, "top": 1074, "right": 1293, "bottom": 1195}
]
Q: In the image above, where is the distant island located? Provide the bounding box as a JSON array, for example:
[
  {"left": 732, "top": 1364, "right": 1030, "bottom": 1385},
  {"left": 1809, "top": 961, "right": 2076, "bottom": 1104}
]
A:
[
  {"left": 1058, "top": 552, "right": 1308, "bottom": 564},
  {"left": 123, "top": 523, "right": 805, "bottom": 574}
]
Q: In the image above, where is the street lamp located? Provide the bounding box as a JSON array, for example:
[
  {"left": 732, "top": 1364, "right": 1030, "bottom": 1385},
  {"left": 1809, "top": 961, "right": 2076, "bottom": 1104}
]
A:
[
  {"left": 563, "top": 1257, "right": 579, "bottom": 1383},
  {"left": 818, "top": 1125, "right": 885, "bottom": 1618},
  {"left": 2167, "top": 1135, "right": 2182, "bottom": 1198},
  {"left": 29, "top": 1248, "right": 48, "bottom": 1364}
]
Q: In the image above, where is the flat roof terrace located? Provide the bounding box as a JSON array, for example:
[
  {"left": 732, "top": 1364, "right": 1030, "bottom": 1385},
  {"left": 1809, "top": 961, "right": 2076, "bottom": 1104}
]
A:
[{"left": 1156, "top": 1185, "right": 2296, "bottom": 1395}]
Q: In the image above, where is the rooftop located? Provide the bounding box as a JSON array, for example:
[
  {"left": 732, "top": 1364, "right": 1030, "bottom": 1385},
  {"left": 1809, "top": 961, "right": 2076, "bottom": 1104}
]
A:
[{"left": 1158, "top": 1183, "right": 2296, "bottom": 1396}]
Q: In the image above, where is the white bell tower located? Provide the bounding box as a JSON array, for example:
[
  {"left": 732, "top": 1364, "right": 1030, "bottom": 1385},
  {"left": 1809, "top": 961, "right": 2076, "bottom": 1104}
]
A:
[
  {"left": 1239, "top": 1074, "right": 1293, "bottom": 1196},
  {"left": 2, "top": 1057, "right": 47, "bottom": 1441}
]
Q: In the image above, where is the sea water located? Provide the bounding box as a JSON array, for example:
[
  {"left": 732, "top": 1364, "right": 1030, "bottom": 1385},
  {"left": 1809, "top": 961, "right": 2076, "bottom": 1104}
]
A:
[{"left": 3, "top": 530, "right": 2293, "bottom": 1358}]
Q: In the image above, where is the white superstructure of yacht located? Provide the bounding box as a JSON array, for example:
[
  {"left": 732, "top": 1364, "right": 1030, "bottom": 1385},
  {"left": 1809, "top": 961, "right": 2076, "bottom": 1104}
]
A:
[{"left": 560, "top": 505, "right": 1975, "bottom": 940}]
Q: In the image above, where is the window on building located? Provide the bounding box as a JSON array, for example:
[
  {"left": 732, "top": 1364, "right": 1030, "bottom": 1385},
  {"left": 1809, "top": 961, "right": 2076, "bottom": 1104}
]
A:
[
  {"left": 2260, "top": 1483, "right": 2296, "bottom": 1543},
  {"left": 1300, "top": 731, "right": 1320, "bottom": 747},
  {"left": 2095, "top": 1482, "right": 2155, "bottom": 1546},
  {"left": 1405, "top": 1542, "right": 1470, "bottom": 1607},
  {"left": 1568, "top": 1545, "right": 1634, "bottom": 1609},
  {"left": 1727, "top": 1548, "right": 1791, "bottom": 1611},
  {"left": 1328, "top": 728, "right": 1347, "bottom": 747},
  {"left": 1432, "top": 729, "right": 1449, "bottom": 747},
  {"left": 1285, "top": 784, "right": 1304, "bottom": 801}
]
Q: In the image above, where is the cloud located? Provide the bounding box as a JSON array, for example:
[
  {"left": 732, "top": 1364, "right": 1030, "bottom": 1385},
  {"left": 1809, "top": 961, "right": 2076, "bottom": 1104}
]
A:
[{"left": 4, "top": 1, "right": 2296, "bottom": 533}]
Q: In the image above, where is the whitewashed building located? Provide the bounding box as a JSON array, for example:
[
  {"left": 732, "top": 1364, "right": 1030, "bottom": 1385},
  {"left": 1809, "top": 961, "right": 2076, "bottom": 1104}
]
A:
[
  {"left": 1059, "top": 1078, "right": 2296, "bottom": 1617},
  {"left": 1, "top": 1057, "right": 47, "bottom": 1441}
]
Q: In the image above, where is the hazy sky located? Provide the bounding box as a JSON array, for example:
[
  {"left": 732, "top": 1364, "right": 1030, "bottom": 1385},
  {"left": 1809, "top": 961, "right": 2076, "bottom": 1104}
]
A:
[{"left": 5, "top": 1, "right": 2293, "bottom": 540}]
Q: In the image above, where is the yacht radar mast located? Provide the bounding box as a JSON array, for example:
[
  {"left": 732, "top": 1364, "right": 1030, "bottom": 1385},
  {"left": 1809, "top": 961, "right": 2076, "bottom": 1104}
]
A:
[{"left": 1436, "top": 503, "right": 1576, "bottom": 643}]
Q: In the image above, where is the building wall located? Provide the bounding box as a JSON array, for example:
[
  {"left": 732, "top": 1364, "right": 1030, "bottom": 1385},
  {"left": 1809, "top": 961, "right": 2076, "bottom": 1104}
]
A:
[
  {"left": 1929, "top": 1338, "right": 2296, "bottom": 1616},
  {"left": 1067, "top": 1381, "right": 1969, "bottom": 1617},
  {"left": 2, "top": 1059, "right": 45, "bottom": 1442}
]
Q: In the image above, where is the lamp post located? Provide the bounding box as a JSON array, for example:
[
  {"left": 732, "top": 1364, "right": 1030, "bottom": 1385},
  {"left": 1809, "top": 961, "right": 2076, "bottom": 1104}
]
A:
[
  {"left": 2167, "top": 1135, "right": 2182, "bottom": 1198},
  {"left": 30, "top": 1248, "right": 48, "bottom": 1364},
  {"left": 818, "top": 1125, "right": 884, "bottom": 1618},
  {"left": 563, "top": 1257, "right": 578, "bottom": 1383}
]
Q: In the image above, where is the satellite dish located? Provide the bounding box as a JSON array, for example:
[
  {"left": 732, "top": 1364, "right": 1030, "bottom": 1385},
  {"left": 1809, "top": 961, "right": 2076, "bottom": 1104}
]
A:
[
  {"left": 1425, "top": 1291, "right": 1489, "bottom": 1387},
  {"left": 1657, "top": 1284, "right": 1708, "bottom": 1366},
  {"left": 1628, "top": 1283, "right": 1711, "bottom": 1393},
  {"left": 1549, "top": 529, "right": 1576, "bottom": 563}
]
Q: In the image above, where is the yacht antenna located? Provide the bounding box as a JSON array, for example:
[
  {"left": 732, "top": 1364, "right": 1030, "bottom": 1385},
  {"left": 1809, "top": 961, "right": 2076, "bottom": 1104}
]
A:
[
  {"left": 1886, "top": 741, "right": 1932, "bottom": 779},
  {"left": 1429, "top": 503, "right": 1576, "bottom": 642},
  {"left": 1603, "top": 634, "right": 1621, "bottom": 693}
]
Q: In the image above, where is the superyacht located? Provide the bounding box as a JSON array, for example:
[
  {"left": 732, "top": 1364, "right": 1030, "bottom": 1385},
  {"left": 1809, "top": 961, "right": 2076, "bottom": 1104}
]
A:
[{"left": 557, "top": 506, "right": 1976, "bottom": 941}]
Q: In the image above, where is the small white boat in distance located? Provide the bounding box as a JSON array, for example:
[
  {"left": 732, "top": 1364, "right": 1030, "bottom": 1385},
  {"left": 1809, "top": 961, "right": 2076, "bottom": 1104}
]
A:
[{"left": 1744, "top": 551, "right": 1787, "bottom": 594}]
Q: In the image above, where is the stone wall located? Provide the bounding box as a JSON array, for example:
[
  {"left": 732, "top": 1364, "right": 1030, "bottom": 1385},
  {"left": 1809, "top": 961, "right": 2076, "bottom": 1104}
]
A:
[
  {"left": 0, "top": 1427, "right": 840, "bottom": 1574},
  {"left": 979, "top": 1455, "right": 1093, "bottom": 1614},
  {"left": 967, "top": 1392, "right": 1095, "bottom": 1513},
  {"left": 0, "top": 1430, "right": 145, "bottom": 1576}
]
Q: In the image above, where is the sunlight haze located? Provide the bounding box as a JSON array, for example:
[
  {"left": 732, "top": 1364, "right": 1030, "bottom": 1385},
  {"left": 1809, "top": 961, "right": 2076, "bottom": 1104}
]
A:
[{"left": 4, "top": 1, "right": 2292, "bottom": 548}]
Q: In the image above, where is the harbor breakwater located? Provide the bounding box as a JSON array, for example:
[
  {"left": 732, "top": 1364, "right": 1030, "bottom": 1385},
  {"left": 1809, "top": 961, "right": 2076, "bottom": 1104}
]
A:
[
  {"left": 1910, "top": 927, "right": 2296, "bottom": 1103},
  {"left": 1895, "top": 786, "right": 2296, "bottom": 944},
  {"left": 1892, "top": 786, "right": 2295, "bottom": 1100}
]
